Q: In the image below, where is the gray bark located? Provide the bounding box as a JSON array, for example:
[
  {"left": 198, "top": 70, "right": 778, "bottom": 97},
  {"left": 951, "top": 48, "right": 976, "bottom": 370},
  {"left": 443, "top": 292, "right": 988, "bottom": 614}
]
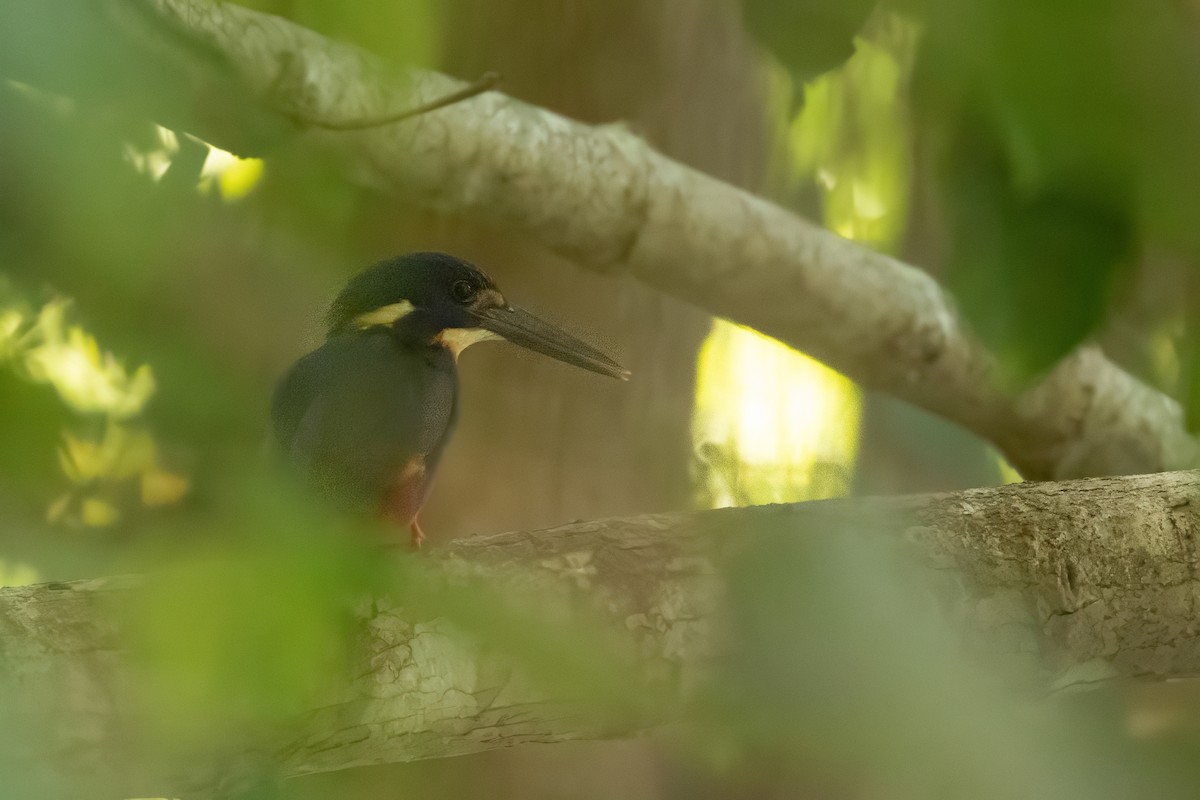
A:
[
  {"left": 5, "top": 470, "right": 1200, "bottom": 789},
  {"left": 111, "top": 0, "right": 1200, "bottom": 482}
]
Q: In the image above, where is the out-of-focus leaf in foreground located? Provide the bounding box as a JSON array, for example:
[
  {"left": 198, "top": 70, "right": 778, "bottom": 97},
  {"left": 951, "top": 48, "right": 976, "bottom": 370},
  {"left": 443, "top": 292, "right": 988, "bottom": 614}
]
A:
[
  {"left": 124, "top": 477, "right": 381, "bottom": 752},
  {"left": 742, "top": 0, "right": 879, "bottom": 87},
  {"left": 119, "top": 470, "right": 654, "bottom": 782},
  {"left": 940, "top": 133, "right": 1133, "bottom": 383},
  {"left": 685, "top": 515, "right": 1192, "bottom": 798},
  {"left": 0, "top": 281, "right": 191, "bottom": 536},
  {"left": 909, "top": 0, "right": 1195, "bottom": 383}
]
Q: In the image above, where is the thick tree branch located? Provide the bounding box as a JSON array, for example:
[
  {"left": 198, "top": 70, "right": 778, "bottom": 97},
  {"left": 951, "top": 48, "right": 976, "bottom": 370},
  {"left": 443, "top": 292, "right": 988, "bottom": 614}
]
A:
[
  {"left": 5, "top": 470, "right": 1200, "bottom": 788},
  {"left": 103, "top": 0, "right": 1200, "bottom": 481}
]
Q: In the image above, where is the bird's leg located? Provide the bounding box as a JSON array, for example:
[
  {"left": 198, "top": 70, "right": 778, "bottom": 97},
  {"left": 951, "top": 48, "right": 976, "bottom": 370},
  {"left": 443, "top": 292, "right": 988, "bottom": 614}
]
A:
[{"left": 409, "top": 516, "right": 427, "bottom": 550}]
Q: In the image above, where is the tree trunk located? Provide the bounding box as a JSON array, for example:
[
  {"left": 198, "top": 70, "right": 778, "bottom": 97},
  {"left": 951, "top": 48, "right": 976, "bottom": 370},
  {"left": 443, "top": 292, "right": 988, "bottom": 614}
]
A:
[
  {"left": 391, "top": 4, "right": 769, "bottom": 796},
  {"left": 406, "top": 0, "right": 770, "bottom": 539}
]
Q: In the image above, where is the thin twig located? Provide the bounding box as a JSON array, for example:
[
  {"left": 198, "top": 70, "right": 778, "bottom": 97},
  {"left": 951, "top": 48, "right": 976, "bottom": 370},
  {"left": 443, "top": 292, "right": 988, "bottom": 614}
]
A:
[{"left": 298, "top": 71, "right": 501, "bottom": 131}]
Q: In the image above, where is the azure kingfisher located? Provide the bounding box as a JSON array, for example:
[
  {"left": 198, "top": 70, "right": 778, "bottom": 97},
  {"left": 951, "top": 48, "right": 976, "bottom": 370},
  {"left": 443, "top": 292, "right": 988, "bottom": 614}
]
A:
[{"left": 271, "top": 252, "right": 628, "bottom": 547}]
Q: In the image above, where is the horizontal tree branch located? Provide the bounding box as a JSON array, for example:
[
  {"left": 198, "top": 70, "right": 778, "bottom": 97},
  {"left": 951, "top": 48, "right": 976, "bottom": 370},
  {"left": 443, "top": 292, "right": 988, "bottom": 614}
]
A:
[
  {"left": 111, "top": 0, "right": 1200, "bottom": 481},
  {"left": 5, "top": 470, "right": 1200, "bottom": 790}
]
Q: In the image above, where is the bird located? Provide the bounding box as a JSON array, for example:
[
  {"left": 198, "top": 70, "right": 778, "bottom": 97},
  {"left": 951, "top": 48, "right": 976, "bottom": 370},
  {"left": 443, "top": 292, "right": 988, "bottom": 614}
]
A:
[{"left": 271, "top": 252, "right": 629, "bottom": 548}]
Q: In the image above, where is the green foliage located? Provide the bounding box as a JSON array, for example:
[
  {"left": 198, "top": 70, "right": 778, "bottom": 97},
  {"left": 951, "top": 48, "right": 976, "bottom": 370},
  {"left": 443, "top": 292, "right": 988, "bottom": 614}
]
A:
[
  {"left": 909, "top": 0, "right": 1197, "bottom": 381},
  {"left": 693, "top": 520, "right": 1197, "bottom": 799},
  {"left": 742, "top": 0, "right": 879, "bottom": 86},
  {"left": 940, "top": 132, "right": 1133, "bottom": 381},
  {"left": 748, "top": 0, "right": 1200, "bottom": 389},
  {"left": 787, "top": 16, "right": 916, "bottom": 249},
  {"left": 127, "top": 512, "right": 374, "bottom": 747}
]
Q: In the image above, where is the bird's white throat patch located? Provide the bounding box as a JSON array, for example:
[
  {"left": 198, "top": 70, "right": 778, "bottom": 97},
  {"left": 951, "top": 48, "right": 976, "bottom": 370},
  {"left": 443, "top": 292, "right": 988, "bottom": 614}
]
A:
[
  {"left": 353, "top": 301, "right": 414, "bottom": 329},
  {"left": 437, "top": 327, "right": 502, "bottom": 357}
]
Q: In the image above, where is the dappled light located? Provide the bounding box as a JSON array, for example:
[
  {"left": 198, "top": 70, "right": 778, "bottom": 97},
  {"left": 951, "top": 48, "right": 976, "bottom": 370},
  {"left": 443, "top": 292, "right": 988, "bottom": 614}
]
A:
[
  {"left": 0, "top": 290, "right": 187, "bottom": 529},
  {"left": 694, "top": 323, "right": 860, "bottom": 506},
  {"left": 692, "top": 18, "right": 913, "bottom": 508},
  {"left": 0, "top": 559, "right": 41, "bottom": 588},
  {"left": 788, "top": 15, "right": 916, "bottom": 247},
  {"left": 124, "top": 124, "right": 265, "bottom": 201},
  {"left": 18, "top": 300, "right": 156, "bottom": 418},
  {"left": 124, "top": 125, "right": 179, "bottom": 183},
  {"left": 197, "top": 144, "right": 266, "bottom": 202}
]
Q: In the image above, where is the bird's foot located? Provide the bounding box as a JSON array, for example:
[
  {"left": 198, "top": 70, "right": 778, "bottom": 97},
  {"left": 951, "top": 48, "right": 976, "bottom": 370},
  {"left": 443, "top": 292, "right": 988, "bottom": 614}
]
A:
[{"left": 410, "top": 517, "right": 427, "bottom": 550}]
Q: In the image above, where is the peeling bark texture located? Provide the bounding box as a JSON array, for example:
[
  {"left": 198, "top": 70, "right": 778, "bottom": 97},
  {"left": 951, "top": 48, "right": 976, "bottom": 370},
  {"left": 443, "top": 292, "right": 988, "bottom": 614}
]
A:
[
  {"left": 5, "top": 470, "right": 1200, "bottom": 787},
  {"left": 114, "top": 0, "right": 1200, "bottom": 482}
]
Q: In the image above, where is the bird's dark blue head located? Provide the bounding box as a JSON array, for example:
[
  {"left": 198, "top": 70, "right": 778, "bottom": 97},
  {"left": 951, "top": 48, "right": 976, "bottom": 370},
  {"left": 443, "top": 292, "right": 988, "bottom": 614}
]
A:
[
  {"left": 327, "top": 252, "right": 628, "bottom": 379},
  {"left": 328, "top": 252, "right": 499, "bottom": 338}
]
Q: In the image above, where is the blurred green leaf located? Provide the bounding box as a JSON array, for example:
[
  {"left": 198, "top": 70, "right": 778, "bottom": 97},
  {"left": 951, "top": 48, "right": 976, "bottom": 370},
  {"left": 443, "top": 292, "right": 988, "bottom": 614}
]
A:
[
  {"left": 127, "top": 539, "right": 369, "bottom": 748},
  {"left": 694, "top": 517, "right": 1192, "bottom": 799},
  {"left": 116, "top": 479, "right": 379, "bottom": 762},
  {"left": 941, "top": 125, "right": 1132, "bottom": 381},
  {"left": 909, "top": 0, "right": 1200, "bottom": 381},
  {"left": 742, "top": 0, "right": 879, "bottom": 87}
]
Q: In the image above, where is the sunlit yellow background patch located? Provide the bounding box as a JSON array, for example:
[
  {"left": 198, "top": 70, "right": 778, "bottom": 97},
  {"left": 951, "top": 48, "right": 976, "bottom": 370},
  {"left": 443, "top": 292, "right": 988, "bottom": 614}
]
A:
[
  {"left": 124, "top": 124, "right": 265, "bottom": 202},
  {"left": 0, "top": 112, "right": 258, "bottom": 582},
  {"left": 197, "top": 144, "right": 265, "bottom": 201},
  {"left": 693, "top": 17, "right": 916, "bottom": 508},
  {"left": 695, "top": 325, "right": 861, "bottom": 506},
  {"left": 0, "top": 286, "right": 189, "bottom": 554}
]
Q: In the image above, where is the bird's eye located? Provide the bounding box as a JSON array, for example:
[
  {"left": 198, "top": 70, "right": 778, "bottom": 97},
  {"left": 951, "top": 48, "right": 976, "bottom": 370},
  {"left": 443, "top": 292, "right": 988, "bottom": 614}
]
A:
[{"left": 451, "top": 280, "right": 476, "bottom": 304}]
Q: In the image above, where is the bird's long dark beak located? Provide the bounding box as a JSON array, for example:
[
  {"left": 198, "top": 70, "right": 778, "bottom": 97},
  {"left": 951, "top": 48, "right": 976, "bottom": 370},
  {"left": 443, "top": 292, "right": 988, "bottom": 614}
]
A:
[{"left": 475, "top": 306, "right": 630, "bottom": 380}]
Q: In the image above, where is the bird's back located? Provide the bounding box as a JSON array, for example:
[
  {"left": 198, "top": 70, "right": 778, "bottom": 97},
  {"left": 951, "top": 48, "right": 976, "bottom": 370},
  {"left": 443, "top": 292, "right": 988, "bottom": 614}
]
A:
[{"left": 271, "top": 331, "right": 458, "bottom": 519}]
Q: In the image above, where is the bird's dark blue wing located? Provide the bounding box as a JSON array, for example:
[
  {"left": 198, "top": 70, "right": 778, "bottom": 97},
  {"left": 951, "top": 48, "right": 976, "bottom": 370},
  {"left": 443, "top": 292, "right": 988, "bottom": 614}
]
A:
[{"left": 271, "top": 332, "right": 458, "bottom": 515}]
